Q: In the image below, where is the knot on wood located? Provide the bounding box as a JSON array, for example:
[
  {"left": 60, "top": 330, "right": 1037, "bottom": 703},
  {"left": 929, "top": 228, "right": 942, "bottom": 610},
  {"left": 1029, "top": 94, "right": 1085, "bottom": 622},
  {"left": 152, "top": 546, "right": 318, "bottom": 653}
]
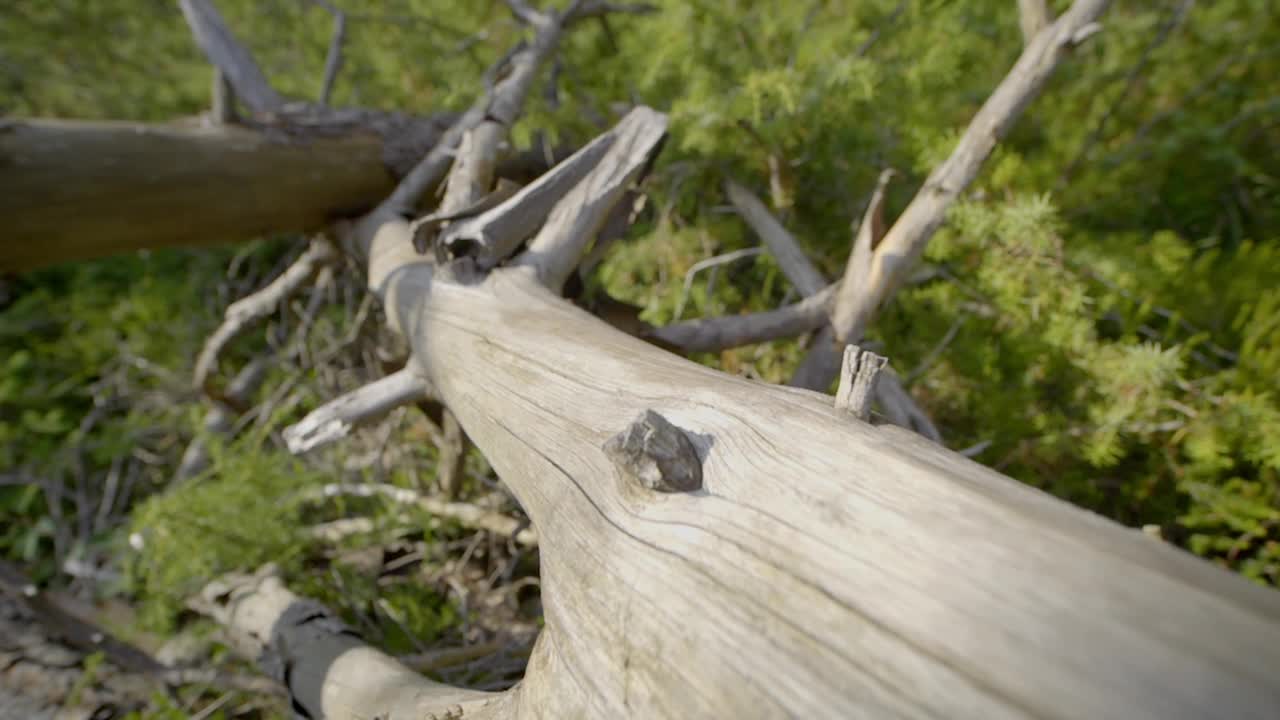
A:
[{"left": 603, "top": 410, "right": 703, "bottom": 493}]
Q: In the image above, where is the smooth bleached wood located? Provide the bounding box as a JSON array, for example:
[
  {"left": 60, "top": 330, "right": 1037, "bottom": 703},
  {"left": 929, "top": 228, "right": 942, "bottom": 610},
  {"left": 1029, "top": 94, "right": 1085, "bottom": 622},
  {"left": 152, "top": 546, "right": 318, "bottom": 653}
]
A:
[{"left": 364, "top": 213, "right": 1280, "bottom": 716}]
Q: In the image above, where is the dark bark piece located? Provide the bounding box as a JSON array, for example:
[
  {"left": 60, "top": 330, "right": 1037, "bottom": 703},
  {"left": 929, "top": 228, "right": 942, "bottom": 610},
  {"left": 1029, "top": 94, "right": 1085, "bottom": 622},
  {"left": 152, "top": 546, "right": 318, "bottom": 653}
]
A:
[
  {"left": 603, "top": 410, "right": 703, "bottom": 493},
  {"left": 0, "top": 120, "right": 395, "bottom": 272}
]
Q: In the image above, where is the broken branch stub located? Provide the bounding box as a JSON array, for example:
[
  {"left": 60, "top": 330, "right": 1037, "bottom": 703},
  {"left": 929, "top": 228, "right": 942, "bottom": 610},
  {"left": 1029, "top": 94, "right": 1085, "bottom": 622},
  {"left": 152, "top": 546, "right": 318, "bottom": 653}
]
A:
[
  {"left": 603, "top": 410, "right": 703, "bottom": 493},
  {"left": 834, "top": 345, "right": 888, "bottom": 421},
  {"left": 515, "top": 106, "right": 669, "bottom": 291},
  {"left": 410, "top": 178, "right": 524, "bottom": 255},
  {"left": 192, "top": 565, "right": 497, "bottom": 720}
]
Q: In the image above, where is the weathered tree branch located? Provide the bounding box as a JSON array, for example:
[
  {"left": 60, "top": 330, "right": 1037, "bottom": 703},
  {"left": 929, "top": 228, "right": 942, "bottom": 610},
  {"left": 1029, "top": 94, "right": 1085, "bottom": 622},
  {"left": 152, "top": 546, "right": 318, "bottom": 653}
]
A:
[
  {"left": 0, "top": 120, "right": 399, "bottom": 272},
  {"left": 312, "top": 0, "right": 347, "bottom": 106},
  {"left": 307, "top": 483, "right": 538, "bottom": 547},
  {"left": 283, "top": 367, "right": 433, "bottom": 454},
  {"left": 874, "top": 367, "right": 943, "bottom": 442},
  {"left": 831, "top": 168, "right": 895, "bottom": 344},
  {"left": 1017, "top": 0, "right": 1052, "bottom": 45},
  {"left": 649, "top": 284, "right": 837, "bottom": 352},
  {"left": 179, "top": 0, "right": 285, "bottom": 114},
  {"left": 795, "top": 0, "right": 1114, "bottom": 391},
  {"left": 716, "top": 177, "right": 938, "bottom": 436},
  {"left": 514, "top": 107, "right": 668, "bottom": 291},
  {"left": 724, "top": 179, "right": 827, "bottom": 297},
  {"left": 191, "top": 565, "right": 501, "bottom": 719},
  {"left": 193, "top": 237, "right": 337, "bottom": 392},
  {"left": 434, "top": 129, "right": 619, "bottom": 266},
  {"left": 383, "top": 2, "right": 570, "bottom": 216},
  {"left": 210, "top": 67, "right": 236, "bottom": 124}
]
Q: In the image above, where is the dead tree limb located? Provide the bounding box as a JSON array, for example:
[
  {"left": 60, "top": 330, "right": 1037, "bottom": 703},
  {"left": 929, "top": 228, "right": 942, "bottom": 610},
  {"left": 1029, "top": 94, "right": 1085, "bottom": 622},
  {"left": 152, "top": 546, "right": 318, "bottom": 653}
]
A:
[
  {"left": 283, "top": 367, "right": 433, "bottom": 453},
  {"left": 434, "top": 129, "right": 619, "bottom": 266},
  {"left": 191, "top": 566, "right": 501, "bottom": 720},
  {"left": 649, "top": 284, "right": 837, "bottom": 352},
  {"left": 193, "top": 237, "right": 338, "bottom": 391},
  {"left": 0, "top": 120, "right": 400, "bottom": 272},
  {"left": 382, "top": 2, "right": 570, "bottom": 216},
  {"left": 1018, "top": 0, "right": 1052, "bottom": 45},
  {"left": 794, "top": 0, "right": 1115, "bottom": 392},
  {"left": 307, "top": 483, "right": 538, "bottom": 547},
  {"left": 719, "top": 180, "right": 938, "bottom": 437},
  {"left": 724, "top": 179, "right": 827, "bottom": 297},
  {"left": 179, "top": 0, "right": 285, "bottom": 113},
  {"left": 790, "top": 167, "right": 897, "bottom": 390},
  {"left": 312, "top": 0, "right": 347, "bottom": 106},
  {"left": 210, "top": 67, "right": 236, "bottom": 124},
  {"left": 514, "top": 107, "right": 668, "bottom": 291}
]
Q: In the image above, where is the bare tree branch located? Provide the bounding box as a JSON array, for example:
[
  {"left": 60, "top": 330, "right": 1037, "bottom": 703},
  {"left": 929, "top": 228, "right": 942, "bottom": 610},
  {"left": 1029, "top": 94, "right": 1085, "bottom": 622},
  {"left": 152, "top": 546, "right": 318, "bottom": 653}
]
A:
[
  {"left": 875, "top": 368, "right": 943, "bottom": 442},
  {"left": 798, "top": 0, "right": 1113, "bottom": 391},
  {"left": 650, "top": 284, "right": 837, "bottom": 352},
  {"left": 514, "top": 107, "right": 668, "bottom": 291},
  {"left": 718, "top": 171, "right": 939, "bottom": 436},
  {"left": 191, "top": 566, "right": 499, "bottom": 720},
  {"left": 308, "top": 483, "right": 538, "bottom": 547},
  {"left": 724, "top": 180, "right": 827, "bottom": 297},
  {"left": 210, "top": 67, "right": 236, "bottom": 124},
  {"left": 179, "top": 0, "right": 285, "bottom": 113},
  {"left": 672, "top": 247, "right": 764, "bottom": 322},
  {"left": 382, "top": 6, "right": 569, "bottom": 215},
  {"left": 312, "top": 0, "right": 347, "bottom": 106},
  {"left": 830, "top": 168, "right": 896, "bottom": 345},
  {"left": 193, "top": 237, "right": 337, "bottom": 392},
  {"left": 435, "top": 129, "right": 619, "bottom": 266},
  {"left": 283, "top": 367, "right": 433, "bottom": 453}
]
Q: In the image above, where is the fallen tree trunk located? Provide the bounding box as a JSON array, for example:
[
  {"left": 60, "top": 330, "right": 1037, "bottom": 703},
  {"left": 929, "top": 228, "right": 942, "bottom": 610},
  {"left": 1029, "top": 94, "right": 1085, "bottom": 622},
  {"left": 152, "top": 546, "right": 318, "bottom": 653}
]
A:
[{"left": 0, "top": 119, "right": 410, "bottom": 271}]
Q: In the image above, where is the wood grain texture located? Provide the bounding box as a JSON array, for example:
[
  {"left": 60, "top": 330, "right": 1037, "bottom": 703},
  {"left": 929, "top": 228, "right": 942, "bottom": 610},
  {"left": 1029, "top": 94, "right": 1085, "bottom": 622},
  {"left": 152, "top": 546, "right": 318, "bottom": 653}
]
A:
[
  {"left": 0, "top": 120, "right": 394, "bottom": 271},
  {"left": 365, "top": 238, "right": 1280, "bottom": 716}
]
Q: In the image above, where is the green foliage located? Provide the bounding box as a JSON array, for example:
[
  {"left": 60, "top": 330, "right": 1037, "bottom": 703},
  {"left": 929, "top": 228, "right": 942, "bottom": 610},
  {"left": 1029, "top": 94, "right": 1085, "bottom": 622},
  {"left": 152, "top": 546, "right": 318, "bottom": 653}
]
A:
[
  {"left": 125, "top": 437, "right": 322, "bottom": 630},
  {"left": 0, "top": 249, "right": 231, "bottom": 578}
]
